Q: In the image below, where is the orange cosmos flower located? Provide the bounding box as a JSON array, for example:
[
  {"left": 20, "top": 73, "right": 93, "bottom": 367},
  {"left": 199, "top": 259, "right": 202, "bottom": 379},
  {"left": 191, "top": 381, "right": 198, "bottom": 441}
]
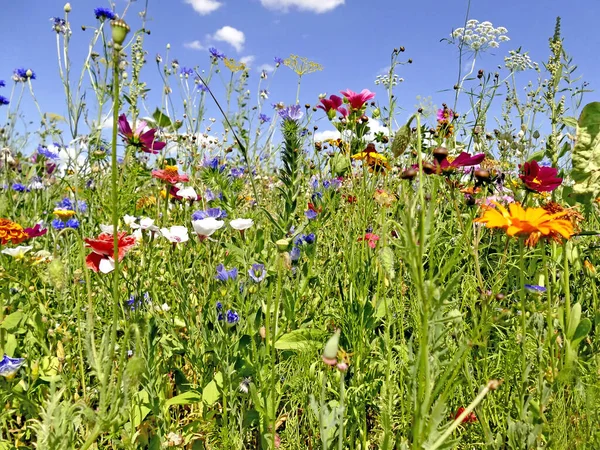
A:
[
  {"left": 0, "top": 218, "right": 29, "bottom": 245},
  {"left": 474, "top": 201, "right": 574, "bottom": 247}
]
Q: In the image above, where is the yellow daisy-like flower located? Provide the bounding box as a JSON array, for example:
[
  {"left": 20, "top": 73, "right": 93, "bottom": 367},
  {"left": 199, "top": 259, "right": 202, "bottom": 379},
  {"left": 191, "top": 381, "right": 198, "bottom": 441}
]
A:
[
  {"left": 53, "top": 209, "right": 76, "bottom": 220},
  {"left": 474, "top": 201, "right": 574, "bottom": 247}
]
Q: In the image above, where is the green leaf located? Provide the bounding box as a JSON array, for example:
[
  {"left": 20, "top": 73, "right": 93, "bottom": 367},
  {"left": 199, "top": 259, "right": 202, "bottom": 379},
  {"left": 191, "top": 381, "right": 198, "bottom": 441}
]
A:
[
  {"left": 275, "top": 328, "right": 326, "bottom": 351},
  {"left": 152, "top": 107, "right": 173, "bottom": 129},
  {"left": 1, "top": 311, "right": 24, "bottom": 331},
  {"left": 378, "top": 246, "right": 395, "bottom": 280},
  {"left": 571, "top": 102, "right": 600, "bottom": 201},
  {"left": 165, "top": 390, "right": 202, "bottom": 407},
  {"left": 330, "top": 153, "right": 351, "bottom": 177},
  {"left": 567, "top": 303, "right": 582, "bottom": 340},
  {"left": 202, "top": 372, "right": 223, "bottom": 405},
  {"left": 571, "top": 318, "right": 592, "bottom": 347},
  {"left": 560, "top": 116, "right": 578, "bottom": 128}
]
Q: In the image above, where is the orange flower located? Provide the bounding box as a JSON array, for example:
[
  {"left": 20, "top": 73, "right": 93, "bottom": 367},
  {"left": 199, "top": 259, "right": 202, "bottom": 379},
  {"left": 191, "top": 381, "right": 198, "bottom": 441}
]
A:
[
  {"left": 151, "top": 165, "right": 190, "bottom": 185},
  {"left": 0, "top": 218, "right": 29, "bottom": 245},
  {"left": 474, "top": 201, "right": 574, "bottom": 247}
]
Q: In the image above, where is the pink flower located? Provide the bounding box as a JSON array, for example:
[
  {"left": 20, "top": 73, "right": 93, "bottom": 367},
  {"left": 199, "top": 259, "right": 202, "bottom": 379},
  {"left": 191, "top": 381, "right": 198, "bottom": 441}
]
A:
[
  {"left": 317, "top": 95, "right": 343, "bottom": 113},
  {"left": 437, "top": 107, "right": 454, "bottom": 123},
  {"left": 439, "top": 152, "right": 485, "bottom": 169},
  {"left": 118, "top": 114, "right": 166, "bottom": 154},
  {"left": 358, "top": 232, "right": 380, "bottom": 249},
  {"left": 24, "top": 223, "right": 48, "bottom": 239},
  {"left": 340, "top": 89, "right": 376, "bottom": 110}
]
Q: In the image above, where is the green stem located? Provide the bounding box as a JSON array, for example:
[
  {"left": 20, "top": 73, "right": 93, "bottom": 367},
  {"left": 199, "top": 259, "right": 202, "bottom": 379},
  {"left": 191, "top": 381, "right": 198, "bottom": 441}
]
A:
[{"left": 518, "top": 239, "right": 527, "bottom": 417}]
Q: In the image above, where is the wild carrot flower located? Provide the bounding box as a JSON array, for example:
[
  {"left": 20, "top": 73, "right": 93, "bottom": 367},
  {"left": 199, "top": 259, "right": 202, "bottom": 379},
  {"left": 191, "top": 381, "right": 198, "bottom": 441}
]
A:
[
  {"left": 152, "top": 165, "right": 189, "bottom": 185},
  {"left": 0, "top": 355, "right": 25, "bottom": 378},
  {"left": 0, "top": 219, "right": 29, "bottom": 245},
  {"left": 518, "top": 160, "right": 562, "bottom": 192},
  {"left": 118, "top": 114, "right": 166, "bottom": 154},
  {"left": 474, "top": 201, "right": 573, "bottom": 247},
  {"left": 341, "top": 89, "right": 375, "bottom": 110},
  {"left": 84, "top": 232, "right": 136, "bottom": 273}
]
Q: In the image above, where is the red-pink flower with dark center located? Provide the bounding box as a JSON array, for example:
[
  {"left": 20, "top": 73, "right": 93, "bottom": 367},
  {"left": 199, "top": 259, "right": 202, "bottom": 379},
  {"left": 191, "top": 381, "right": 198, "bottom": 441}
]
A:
[
  {"left": 340, "top": 89, "right": 376, "bottom": 110},
  {"left": 24, "top": 224, "right": 48, "bottom": 239},
  {"left": 358, "top": 232, "right": 380, "bottom": 249},
  {"left": 519, "top": 160, "right": 562, "bottom": 192},
  {"left": 118, "top": 114, "right": 166, "bottom": 154}
]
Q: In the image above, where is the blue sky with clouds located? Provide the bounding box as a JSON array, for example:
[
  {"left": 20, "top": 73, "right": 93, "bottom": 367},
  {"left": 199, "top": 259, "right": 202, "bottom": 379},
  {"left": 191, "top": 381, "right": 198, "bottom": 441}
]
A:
[{"left": 1, "top": 0, "right": 599, "bottom": 143}]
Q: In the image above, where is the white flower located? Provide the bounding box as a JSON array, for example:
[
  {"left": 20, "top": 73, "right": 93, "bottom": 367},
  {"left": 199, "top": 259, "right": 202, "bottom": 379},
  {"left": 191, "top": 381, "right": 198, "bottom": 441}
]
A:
[
  {"left": 123, "top": 215, "right": 137, "bottom": 227},
  {"left": 230, "top": 218, "right": 254, "bottom": 231},
  {"left": 161, "top": 303, "right": 171, "bottom": 312},
  {"left": 99, "top": 224, "right": 115, "bottom": 234},
  {"left": 176, "top": 185, "right": 198, "bottom": 201},
  {"left": 192, "top": 217, "right": 224, "bottom": 237},
  {"left": 160, "top": 226, "right": 189, "bottom": 243},
  {"left": 1, "top": 246, "right": 33, "bottom": 259},
  {"left": 131, "top": 217, "right": 159, "bottom": 231}
]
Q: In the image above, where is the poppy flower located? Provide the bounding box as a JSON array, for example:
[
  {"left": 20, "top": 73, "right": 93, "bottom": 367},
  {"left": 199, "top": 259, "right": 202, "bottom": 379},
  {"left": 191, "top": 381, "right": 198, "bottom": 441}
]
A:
[
  {"left": 518, "top": 160, "right": 562, "bottom": 192},
  {"left": 454, "top": 407, "right": 477, "bottom": 424},
  {"left": 341, "top": 89, "right": 375, "bottom": 110},
  {"left": 358, "top": 232, "right": 380, "bottom": 249},
  {"left": 118, "top": 114, "right": 166, "bottom": 154},
  {"left": 474, "top": 201, "right": 573, "bottom": 247},
  {"left": 84, "top": 232, "right": 136, "bottom": 273},
  {"left": 152, "top": 165, "right": 189, "bottom": 185}
]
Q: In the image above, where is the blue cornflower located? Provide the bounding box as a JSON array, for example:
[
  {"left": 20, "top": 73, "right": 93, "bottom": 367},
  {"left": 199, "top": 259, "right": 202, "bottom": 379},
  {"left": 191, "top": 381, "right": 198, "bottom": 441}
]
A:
[
  {"left": 524, "top": 284, "right": 547, "bottom": 294},
  {"left": 249, "top": 263, "right": 267, "bottom": 283},
  {"left": 180, "top": 67, "right": 194, "bottom": 77},
  {"left": 259, "top": 113, "right": 271, "bottom": 124},
  {"left": 216, "top": 301, "right": 223, "bottom": 310},
  {"left": 290, "top": 246, "right": 301, "bottom": 261},
  {"left": 0, "top": 96, "right": 9, "bottom": 106},
  {"left": 52, "top": 219, "right": 66, "bottom": 230},
  {"left": 0, "top": 80, "right": 5, "bottom": 87},
  {"left": 303, "top": 233, "right": 316, "bottom": 244},
  {"left": 311, "top": 191, "right": 323, "bottom": 202},
  {"left": 274, "top": 56, "right": 284, "bottom": 66},
  {"left": 50, "top": 17, "right": 68, "bottom": 34},
  {"left": 209, "top": 47, "right": 225, "bottom": 59},
  {"left": 13, "top": 68, "right": 35, "bottom": 82},
  {"left": 192, "top": 207, "right": 227, "bottom": 220},
  {"left": 205, "top": 188, "right": 217, "bottom": 202},
  {"left": 305, "top": 209, "right": 318, "bottom": 220},
  {"left": 94, "top": 7, "right": 116, "bottom": 20},
  {"left": 0, "top": 354, "right": 25, "bottom": 378},
  {"left": 77, "top": 200, "right": 88, "bottom": 213},
  {"left": 294, "top": 235, "right": 304, "bottom": 246},
  {"left": 226, "top": 310, "right": 239, "bottom": 325},
  {"left": 37, "top": 145, "right": 60, "bottom": 159},
  {"left": 12, "top": 183, "right": 28, "bottom": 192},
  {"left": 230, "top": 167, "right": 245, "bottom": 179},
  {"left": 278, "top": 105, "right": 304, "bottom": 121},
  {"left": 197, "top": 83, "right": 209, "bottom": 92},
  {"left": 127, "top": 292, "right": 151, "bottom": 310},
  {"left": 203, "top": 156, "right": 226, "bottom": 172},
  {"left": 215, "top": 264, "right": 238, "bottom": 282},
  {"left": 56, "top": 197, "right": 75, "bottom": 210},
  {"left": 66, "top": 218, "right": 80, "bottom": 229},
  {"left": 310, "top": 177, "right": 319, "bottom": 190}
]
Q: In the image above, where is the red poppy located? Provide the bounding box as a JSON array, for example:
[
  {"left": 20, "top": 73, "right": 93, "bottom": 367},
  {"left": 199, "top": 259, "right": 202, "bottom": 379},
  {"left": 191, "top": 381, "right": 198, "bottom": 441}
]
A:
[
  {"left": 454, "top": 407, "right": 477, "bottom": 423},
  {"left": 519, "top": 160, "right": 562, "bottom": 192},
  {"left": 84, "top": 232, "right": 136, "bottom": 273},
  {"left": 151, "top": 165, "right": 190, "bottom": 185},
  {"left": 118, "top": 114, "right": 166, "bottom": 154},
  {"left": 358, "top": 232, "right": 380, "bottom": 249},
  {"left": 24, "top": 224, "right": 48, "bottom": 239}
]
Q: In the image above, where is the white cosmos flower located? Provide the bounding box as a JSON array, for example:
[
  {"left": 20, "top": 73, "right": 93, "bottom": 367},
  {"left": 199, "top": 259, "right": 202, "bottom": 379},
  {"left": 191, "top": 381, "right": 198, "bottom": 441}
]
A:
[
  {"left": 160, "top": 226, "right": 189, "bottom": 243},
  {"left": 1, "top": 246, "right": 33, "bottom": 259},
  {"left": 192, "top": 217, "right": 224, "bottom": 237},
  {"left": 230, "top": 218, "right": 254, "bottom": 231}
]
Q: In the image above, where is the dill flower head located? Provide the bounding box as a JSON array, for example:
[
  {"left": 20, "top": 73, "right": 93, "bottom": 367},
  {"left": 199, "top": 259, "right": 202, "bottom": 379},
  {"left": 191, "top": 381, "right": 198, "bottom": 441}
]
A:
[
  {"left": 0, "top": 218, "right": 29, "bottom": 245},
  {"left": 284, "top": 54, "right": 323, "bottom": 76}
]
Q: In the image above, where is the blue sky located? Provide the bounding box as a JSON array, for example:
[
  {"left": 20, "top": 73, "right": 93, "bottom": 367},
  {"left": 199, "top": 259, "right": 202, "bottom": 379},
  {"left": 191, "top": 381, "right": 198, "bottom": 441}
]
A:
[{"left": 1, "top": 0, "right": 599, "bottom": 144}]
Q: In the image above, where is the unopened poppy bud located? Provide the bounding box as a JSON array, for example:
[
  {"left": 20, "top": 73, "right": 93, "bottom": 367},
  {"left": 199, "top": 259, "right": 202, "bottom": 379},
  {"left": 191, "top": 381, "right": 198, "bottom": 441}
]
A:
[
  {"left": 408, "top": 59, "right": 413, "bottom": 63},
  {"left": 418, "top": 108, "right": 423, "bottom": 114},
  {"left": 322, "top": 329, "right": 340, "bottom": 366},
  {"left": 305, "top": 103, "right": 311, "bottom": 109},
  {"left": 275, "top": 238, "right": 290, "bottom": 252},
  {"left": 111, "top": 19, "right": 130, "bottom": 45},
  {"left": 372, "top": 108, "right": 380, "bottom": 119},
  {"left": 422, "top": 161, "right": 436, "bottom": 175},
  {"left": 64, "top": 2, "right": 72, "bottom": 12},
  {"left": 399, "top": 46, "right": 405, "bottom": 52},
  {"left": 477, "top": 69, "right": 484, "bottom": 79},
  {"left": 432, "top": 146, "right": 448, "bottom": 163}
]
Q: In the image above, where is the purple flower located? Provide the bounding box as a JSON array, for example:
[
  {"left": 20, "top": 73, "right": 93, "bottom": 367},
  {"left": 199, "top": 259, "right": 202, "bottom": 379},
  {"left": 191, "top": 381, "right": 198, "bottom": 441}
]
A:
[
  {"left": 205, "top": 188, "right": 220, "bottom": 202},
  {"left": 274, "top": 56, "right": 284, "bottom": 66},
  {"left": 37, "top": 145, "right": 60, "bottom": 159},
  {"left": 197, "top": 83, "right": 209, "bottom": 92},
  {"left": 305, "top": 209, "right": 318, "bottom": 220},
  {"left": 230, "top": 167, "right": 245, "bottom": 179},
  {"left": 66, "top": 218, "right": 80, "bottom": 229},
  {"left": 524, "top": 284, "right": 546, "bottom": 294},
  {"left": 278, "top": 105, "right": 304, "bottom": 122},
  {"left": 249, "top": 263, "right": 266, "bottom": 283},
  {"left": 209, "top": 47, "right": 225, "bottom": 59},
  {"left": 192, "top": 207, "right": 227, "bottom": 220},
  {"left": 13, "top": 68, "right": 35, "bottom": 82},
  {"left": 11, "top": 183, "right": 28, "bottom": 192},
  {"left": 216, "top": 301, "right": 223, "bottom": 310},
  {"left": 290, "top": 246, "right": 301, "bottom": 261},
  {"left": 94, "top": 7, "right": 116, "bottom": 20},
  {"left": 226, "top": 309, "right": 239, "bottom": 325},
  {"left": 203, "top": 156, "right": 225, "bottom": 172},
  {"left": 0, "top": 80, "right": 5, "bottom": 88},
  {"left": 180, "top": 67, "right": 194, "bottom": 77},
  {"left": 0, "top": 354, "right": 25, "bottom": 378},
  {"left": 51, "top": 219, "right": 65, "bottom": 230},
  {"left": 303, "top": 233, "right": 316, "bottom": 244},
  {"left": 50, "top": 17, "right": 68, "bottom": 34},
  {"left": 259, "top": 113, "right": 271, "bottom": 124},
  {"left": 215, "top": 264, "right": 238, "bottom": 282}
]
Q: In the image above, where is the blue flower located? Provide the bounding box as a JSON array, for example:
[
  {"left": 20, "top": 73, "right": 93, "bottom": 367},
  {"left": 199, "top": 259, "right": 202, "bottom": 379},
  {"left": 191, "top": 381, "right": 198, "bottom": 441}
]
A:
[
  {"left": 215, "top": 264, "right": 238, "bottom": 282},
  {"left": 230, "top": 167, "right": 245, "bottom": 179},
  {"left": 77, "top": 200, "right": 88, "bottom": 213},
  {"left": 249, "top": 263, "right": 267, "bottom": 283},
  {"left": 311, "top": 191, "right": 323, "bottom": 202},
  {"left": 192, "top": 207, "right": 227, "bottom": 220},
  {"left": 94, "top": 7, "right": 116, "bottom": 20},
  {"left": 216, "top": 301, "right": 223, "bottom": 310},
  {"left": 303, "top": 233, "right": 316, "bottom": 244},
  {"left": 13, "top": 68, "right": 35, "bottom": 81},
  {"left": 209, "top": 47, "right": 225, "bottom": 59},
  {"left": 0, "top": 355, "right": 25, "bottom": 378},
  {"left": 290, "top": 246, "right": 301, "bottom": 261},
  {"left": 524, "top": 284, "right": 546, "bottom": 294},
  {"left": 0, "top": 80, "right": 5, "bottom": 88},
  {"left": 56, "top": 197, "right": 75, "bottom": 210},
  {"left": 66, "top": 218, "right": 80, "bottom": 229},
  {"left": 259, "top": 113, "right": 271, "bottom": 124},
  {"left": 305, "top": 209, "right": 318, "bottom": 220},
  {"left": 226, "top": 309, "right": 239, "bottom": 325},
  {"left": 278, "top": 105, "right": 304, "bottom": 121},
  {"left": 180, "top": 67, "right": 194, "bottom": 77},
  {"left": 0, "top": 96, "right": 9, "bottom": 106},
  {"left": 52, "top": 219, "right": 66, "bottom": 230},
  {"left": 274, "top": 56, "right": 284, "bottom": 66},
  {"left": 12, "top": 183, "right": 28, "bottom": 192},
  {"left": 205, "top": 188, "right": 217, "bottom": 202},
  {"left": 37, "top": 145, "right": 60, "bottom": 159},
  {"left": 50, "top": 17, "right": 68, "bottom": 34},
  {"left": 203, "top": 156, "right": 225, "bottom": 172},
  {"left": 197, "top": 83, "right": 209, "bottom": 92}
]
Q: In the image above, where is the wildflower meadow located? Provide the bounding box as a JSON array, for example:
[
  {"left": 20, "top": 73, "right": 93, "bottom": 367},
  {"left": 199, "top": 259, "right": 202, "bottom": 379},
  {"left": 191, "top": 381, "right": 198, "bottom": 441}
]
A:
[{"left": 2, "top": 1, "right": 600, "bottom": 449}]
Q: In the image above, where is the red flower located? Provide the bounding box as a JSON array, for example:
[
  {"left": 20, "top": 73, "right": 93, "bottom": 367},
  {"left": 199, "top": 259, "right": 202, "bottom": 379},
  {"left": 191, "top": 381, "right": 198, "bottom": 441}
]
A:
[
  {"left": 24, "top": 224, "right": 48, "bottom": 239},
  {"left": 308, "top": 202, "right": 322, "bottom": 214},
  {"left": 318, "top": 95, "right": 347, "bottom": 119},
  {"left": 84, "top": 232, "right": 136, "bottom": 273},
  {"left": 340, "top": 89, "right": 375, "bottom": 110},
  {"left": 344, "top": 194, "right": 357, "bottom": 204},
  {"left": 151, "top": 165, "right": 190, "bottom": 185},
  {"left": 519, "top": 160, "right": 562, "bottom": 192},
  {"left": 118, "top": 114, "right": 166, "bottom": 154},
  {"left": 358, "top": 232, "right": 379, "bottom": 249},
  {"left": 454, "top": 407, "right": 477, "bottom": 423}
]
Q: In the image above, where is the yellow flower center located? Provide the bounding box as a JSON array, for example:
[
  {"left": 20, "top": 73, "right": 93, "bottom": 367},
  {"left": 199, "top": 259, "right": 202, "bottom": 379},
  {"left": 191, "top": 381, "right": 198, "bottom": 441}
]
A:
[
  {"left": 164, "top": 165, "right": 179, "bottom": 177},
  {"left": 54, "top": 209, "right": 76, "bottom": 220}
]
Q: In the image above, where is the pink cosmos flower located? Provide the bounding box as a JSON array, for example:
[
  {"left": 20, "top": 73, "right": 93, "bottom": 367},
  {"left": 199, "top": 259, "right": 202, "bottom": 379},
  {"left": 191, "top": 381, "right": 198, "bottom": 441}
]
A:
[
  {"left": 340, "top": 89, "right": 376, "bottom": 110},
  {"left": 118, "top": 114, "right": 166, "bottom": 154},
  {"left": 438, "top": 152, "right": 485, "bottom": 170}
]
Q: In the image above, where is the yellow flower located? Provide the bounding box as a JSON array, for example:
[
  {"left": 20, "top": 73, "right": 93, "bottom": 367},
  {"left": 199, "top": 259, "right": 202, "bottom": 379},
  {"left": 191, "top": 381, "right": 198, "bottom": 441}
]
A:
[
  {"left": 54, "top": 209, "right": 76, "bottom": 220},
  {"left": 474, "top": 201, "right": 573, "bottom": 247},
  {"left": 284, "top": 54, "right": 323, "bottom": 76},
  {"left": 223, "top": 58, "right": 247, "bottom": 73}
]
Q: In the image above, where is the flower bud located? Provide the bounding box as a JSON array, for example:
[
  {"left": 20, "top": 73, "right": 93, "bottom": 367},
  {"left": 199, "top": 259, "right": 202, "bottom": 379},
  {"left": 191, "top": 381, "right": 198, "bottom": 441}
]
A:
[
  {"left": 432, "top": 146, "right": 448, "bottom": 163},
  {"left": 111, "top": 19, "right": 130, "bottom": 46},
  {"left": 64, "top": 2, "right": 71, "bottom": 12},
  {"left": 275, "top": 238, "right": 290, "bottom": 252},
  {"left": 400, "top": 167, "right": 417, "bottom": 180},
  {"left": 322, "top": 329, "right": 340, "bottom": 366}
]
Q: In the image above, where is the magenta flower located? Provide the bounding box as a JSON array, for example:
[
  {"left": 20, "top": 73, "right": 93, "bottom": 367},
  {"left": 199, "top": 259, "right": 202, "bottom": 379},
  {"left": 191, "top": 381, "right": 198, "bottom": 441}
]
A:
[
  {"left": 118, "top": 114, "right": 166, "bottom": 154},
  {"left": 439, "top": 152, "right": 485, "bottom": 170},
  {"left": 437, "top": 107, "right": 454, "bottom": 123},
  {"left": 340, "top": 89, "right": 376, "bottom": 110}
]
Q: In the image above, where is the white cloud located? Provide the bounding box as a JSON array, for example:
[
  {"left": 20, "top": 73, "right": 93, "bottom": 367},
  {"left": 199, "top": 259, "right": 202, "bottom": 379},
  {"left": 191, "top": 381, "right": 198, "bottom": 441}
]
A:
[
  {"left": 213, "top": 26, "right": 245, "bottom": 52},
  {"left": 314, "top": 119, "right": 388, "bottom": 142},
  {"left": 258, "top": 63, "right": 275, "bottom": 73},
  {"left": 240, "top": 55, "right": 255, "bottom": 67},
  {"left": 314, "top": 129, "right": 341, "bottom": 141},
  {"left": 184, "top": 40, "right": 205, "bottom": 50},
  {"left": 184, "top": 0, "right": 222, "bottom": 15},
  {"left": 260, "top": 0, "right": 344, "bottom": 13}
]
